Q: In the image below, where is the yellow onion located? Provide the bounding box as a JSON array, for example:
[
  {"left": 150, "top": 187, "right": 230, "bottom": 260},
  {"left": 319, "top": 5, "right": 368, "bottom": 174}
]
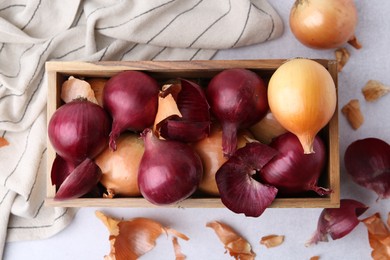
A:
[
  {"left": 290, "top": 0, "right": 360, "bottom": 49},
  {"left": 192, "top": 123, "right": 251, "bottom": 196},
  {"left": 268, "top": 59, "right": 336, "bottom": 154},
  {"left": 95, "top": 132, "right": 144, "bottom": 197}
]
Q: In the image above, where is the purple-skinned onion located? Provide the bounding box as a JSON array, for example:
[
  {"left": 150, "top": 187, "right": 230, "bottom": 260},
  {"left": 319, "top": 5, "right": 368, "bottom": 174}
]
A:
[
  {"left": 306, "top": 199, "right": 368, "bottom": 246},
  {"left": 260, "top": 132, "right": 329, "bottom": 196},
  {"left": 216, "top": 142, "right": 278, "bottom": 217},
  {"left": 48, "top": 98, "right": 111, "bottom": 165},
  {"left": 344, "top": 137, "right": 390, "bottom": 199},
  {"left": 103, "top": 71, "right": 159, "bottom": 150},
  {"left": 138, "top": 129, "right": 203, "bottom": 205},
  {"left": 207, "top": 68, "right": 268, "bottom": 157},
  {"left": 158, "top": 79, "right": 210, "bottom": 142},
  {"left": 55, "top": 158, "right": 102, "bottom": 200}
]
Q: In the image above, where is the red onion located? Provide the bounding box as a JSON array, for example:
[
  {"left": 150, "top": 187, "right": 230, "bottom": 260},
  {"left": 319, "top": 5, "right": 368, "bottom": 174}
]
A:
[
  {"left": 207, "top": 68, "right": 268, "bottom": 157},
  {"left": 344, "top": 138, "right": 390, "bottom": 199},
  {"left": 48, "top": 98, "right": 111, "bottom": 165},
  {"left": 216, "top": 142, "right": 278, "bottom": 217},
  {"left": 55, "top": 158, "right": 102, "bottom": 200},
  {"left": 159, "top": 79, "right": 210, "bottom": 142},
  {"left": 137, "top": 129, "right": 203, "bottom": 205},
  {"left": 103, "top": 71, "right": 159, "bottom": 150},
  {"left": 306, "top": 199, "right": 368, "bottom": 246},
  {"left": 260, "top": 132, "right": 329, "bottom": 196}
]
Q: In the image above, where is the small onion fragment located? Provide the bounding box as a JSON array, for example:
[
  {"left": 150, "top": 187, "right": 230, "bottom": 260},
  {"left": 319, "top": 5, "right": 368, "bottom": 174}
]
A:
[
  {"left": 260, "top": 234, "right": 285, "bottom": 248},
  {"left": 96, "top": 211, "right": 189, "bottom": 260},
  {"left": 361, "top": 212, "right": 390, "bottom": 260},
  {"left": 306, "top": 199, "right": 368, "bottom": 246},
  {"left": 207, "top": 221, "right": 255, "bottom": 259},
  {"left": 103, "top": 71, "right": 159, "bottom": 150},
  {"left": 216, "top": 142, "right": 278, "bottom": 217},
  {"left": 158, "top": 79, "right": 210, "bottom": 142},
  {"left": 55, "top": 158, "right": 102, "bottom": 200},
  {"left": 344, "top": 138, "right": 390, "bottom": 199},
  {"left": 61, "top": 76, "right": 98, "bottom": 104},
  {"left": 51, "top": 155, "right": 75, "bottom": 189},
  {"left": 0, "top": 137, "right": 9, "bottom": 148}
]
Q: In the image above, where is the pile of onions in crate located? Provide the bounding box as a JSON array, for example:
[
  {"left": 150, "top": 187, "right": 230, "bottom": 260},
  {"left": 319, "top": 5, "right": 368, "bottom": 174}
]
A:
[{"left": 45, "top": 59, "right": 340, "bottom": 217}]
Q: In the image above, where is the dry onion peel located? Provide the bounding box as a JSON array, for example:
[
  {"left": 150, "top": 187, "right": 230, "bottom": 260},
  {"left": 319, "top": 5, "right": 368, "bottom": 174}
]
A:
[
  {"left": 61, "top": 76, "right": 98, "bottom": 104},
  {"left": 87, "top": 77, "right": 108, "bottom": 107},
  {"left": 0, "top": 137, "right": 9, "bottom": 148},
  {"left": 172, "top": 236, "right": 186, "bottom": 260},
  {"left": 156, "top": 79, "right": 210, "bottom": 143},
  {"left": 260, "top": 234, "right": 285, "bottom": 248},
  {"left": 310, "top": 256, "right": 320, "bottom": 260},
  {"left": 96, "top": 211, "right": 189, "bottom": 260},
  {"left": 361, "top": 212, "right": 390, "bottom": 260},
  {"left": 341, "top": 99, "right": 364, "bottom": 130},
  {"left": 344, "top": 138, "right": 390, "bottom": 200},
  {"left": 206, "top": 221, "right": 255, "bottom": 260},
  {"left": 362, "top": 80, "right": 390, "bottom": 102},
  {"left": 153, "top": 85, "right": 182, "bottom": 136},
  {"left": 335, "top": 48, "right": 350, "bottom": 72},
  {"left": 306, "top": 199, "right": 368, "bottom": 246},
  {"left": 268, "top": 58, "right": 336, "bottom": 154}
]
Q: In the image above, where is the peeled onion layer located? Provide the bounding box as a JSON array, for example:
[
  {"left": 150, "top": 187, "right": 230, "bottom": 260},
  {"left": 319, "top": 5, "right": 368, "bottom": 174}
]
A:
[
  {"left": 306, "top": 199, "right": 368, "bottom": 246},
  {"left": 260, "top": 132, "right": 330, "bottom": 196},
  {"left": 103, "top": 70, "right": 159, "bottom": 150},
  {"left": 138, "top": 129, "right": 203, "bottom": 205},
  {"left": 207, "top": 68, "right": 269, "bottom": 157},
  {"left": 344, "top": 138, "right": 390, "bottom": 199},
  {"left": 158, "top": 79, "right": 210, "bottom": 143},
  {"left": 55, "top": 158, "right": 102, "bottom": 200},
  {"left": 51, "top": 155, "right": 75, "bottom": 188},
  {"left": 216, "top": 142, "right": 278, "bottom": 217}
]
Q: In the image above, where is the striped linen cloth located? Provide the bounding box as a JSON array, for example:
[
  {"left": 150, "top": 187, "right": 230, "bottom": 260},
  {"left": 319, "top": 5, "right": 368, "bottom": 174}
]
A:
[{"left": 0, "top": 0, "right": 283, "bottom": 257}]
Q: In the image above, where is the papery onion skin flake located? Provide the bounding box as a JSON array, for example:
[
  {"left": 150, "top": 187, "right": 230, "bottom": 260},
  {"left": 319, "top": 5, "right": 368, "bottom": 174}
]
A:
[{"left": 306, "top": 199, "right": 368, "bottom": 246}]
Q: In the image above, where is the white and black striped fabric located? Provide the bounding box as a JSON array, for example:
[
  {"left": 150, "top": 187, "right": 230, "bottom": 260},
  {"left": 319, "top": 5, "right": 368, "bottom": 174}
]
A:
[{"left": 0, "top": 0, "right": 283, "bottom": 257}]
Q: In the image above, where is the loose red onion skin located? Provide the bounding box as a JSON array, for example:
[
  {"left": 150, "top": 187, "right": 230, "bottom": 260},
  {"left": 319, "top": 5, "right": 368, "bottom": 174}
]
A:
[
  {"left": 103, "top": 71, "right": 159, "bottom": 150},
  {"left": 260, "top": 132, "right": 329, "bottom": 196},
  {"left": 207, "top": 69, "right": 268, "bottom": 157},
  {"left": 55, "top": 158, "right": 102, "bottom": 200},
  {"left": 159, "top": 79, "right": 210, "bottom": 143},
  {"left": 48, "top": 99, "right": 111, "bottom": 165},
  {"left": 138, "top": 129, "right": 203, "bottom": 205},
  {"left": 344, "top": 138, "right": 390, "bottom": 199},
  {"left": 306, "top": 199, "right": 368, "bottom": 246},
  {"left": 216, "top": 142, "right": 278, "bottom": 217},
  {"left": 51, "top": 155, "right": 75, "bottom": 188}
]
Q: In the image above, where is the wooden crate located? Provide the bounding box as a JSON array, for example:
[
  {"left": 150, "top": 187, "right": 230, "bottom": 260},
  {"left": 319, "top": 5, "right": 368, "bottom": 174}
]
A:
[{"left": 45, "top": 59, "right": 340, "bottom": 209}]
